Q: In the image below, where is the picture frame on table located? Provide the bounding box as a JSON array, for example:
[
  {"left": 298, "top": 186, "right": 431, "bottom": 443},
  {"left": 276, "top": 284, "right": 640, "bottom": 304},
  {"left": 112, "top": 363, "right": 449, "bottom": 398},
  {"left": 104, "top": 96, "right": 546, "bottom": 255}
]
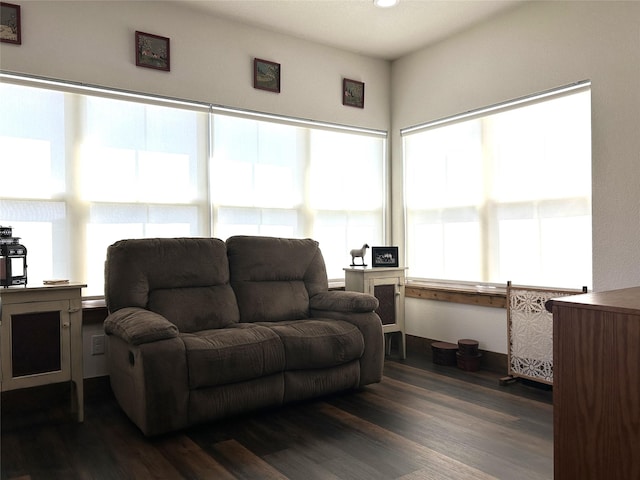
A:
[
  {"left": 135, "top": 30, "right": 170, "bottom": 71},
  {"left": 372, "top": 246, "right": 399, "bottom": 268},
  {"left": 253, "top": 58, "right": 281, "bottom": 93},
  {"left": 0, "top": 2, "right": 21, "bottom": 45}
]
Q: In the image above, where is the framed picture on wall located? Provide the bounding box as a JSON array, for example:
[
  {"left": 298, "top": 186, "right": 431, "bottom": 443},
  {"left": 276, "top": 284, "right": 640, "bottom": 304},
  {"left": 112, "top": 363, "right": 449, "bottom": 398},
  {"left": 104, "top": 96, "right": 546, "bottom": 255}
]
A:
[
  {"left": 372, "top": 246, "right": 399, "bottom": 268},
  {"left": 253, "top": 58, "right": 280, "bottom": 93},
  {"left": 343, "top": 78, "right": 364, "bottom": 108},
  {"left": 0, "top": 2, "right": 21, "bottom": 45},
  {"left": 135, "top": 31, "right": 170, "bottom": 71}
]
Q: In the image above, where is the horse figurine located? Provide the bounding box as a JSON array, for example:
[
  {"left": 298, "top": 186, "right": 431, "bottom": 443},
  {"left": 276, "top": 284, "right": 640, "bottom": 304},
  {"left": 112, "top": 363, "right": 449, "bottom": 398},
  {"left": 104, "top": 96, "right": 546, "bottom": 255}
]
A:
[{"left": 350, "top": 244, "right": 369, "bottom": 266}]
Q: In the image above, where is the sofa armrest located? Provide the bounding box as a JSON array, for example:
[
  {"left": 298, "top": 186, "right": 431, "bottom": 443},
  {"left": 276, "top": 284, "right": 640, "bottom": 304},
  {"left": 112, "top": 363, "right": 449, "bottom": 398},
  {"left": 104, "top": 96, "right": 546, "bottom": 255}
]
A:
[
  {"left": 310, "top": 291, "right": 379, "bottom": 313},
  {"left": 104, "top": 307, "right": 179, "bottom": 345},
  {"left": 310, "top": 309, "right": 384, "bottom": 386},
  {"left": 311, "top": 310, "right": 384, "bottom": 386}
]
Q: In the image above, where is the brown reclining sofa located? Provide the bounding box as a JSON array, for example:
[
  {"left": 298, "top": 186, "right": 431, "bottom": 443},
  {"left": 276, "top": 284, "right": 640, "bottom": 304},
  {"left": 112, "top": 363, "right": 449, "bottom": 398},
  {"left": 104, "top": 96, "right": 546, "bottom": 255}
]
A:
[{"left": 104, "top": 235, "right": 384, "bottom": 436}]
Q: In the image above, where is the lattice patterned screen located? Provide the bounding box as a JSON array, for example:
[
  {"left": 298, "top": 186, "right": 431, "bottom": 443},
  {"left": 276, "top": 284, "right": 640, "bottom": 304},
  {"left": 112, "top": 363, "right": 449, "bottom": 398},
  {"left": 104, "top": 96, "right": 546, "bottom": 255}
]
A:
[{"left": 507, "top": 283, "right": 586, "bottom": 385}]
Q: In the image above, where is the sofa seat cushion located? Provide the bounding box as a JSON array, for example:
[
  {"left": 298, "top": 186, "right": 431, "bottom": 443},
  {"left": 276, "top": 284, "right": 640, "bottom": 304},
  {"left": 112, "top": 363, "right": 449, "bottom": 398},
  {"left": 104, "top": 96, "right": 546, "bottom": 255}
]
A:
[
  {"left": 259, "top": 319, "right": 365, "bottom": 370},
  {"left": 182, "top": 324, "right": 285, "bottom": 389}
]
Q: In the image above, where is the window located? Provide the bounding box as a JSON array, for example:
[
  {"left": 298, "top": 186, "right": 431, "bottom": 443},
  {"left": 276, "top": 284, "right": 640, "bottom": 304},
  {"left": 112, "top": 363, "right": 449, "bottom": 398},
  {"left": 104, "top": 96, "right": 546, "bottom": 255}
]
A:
[
  {"left": 81, "top": 97, "right": 210, "bottom": 295},
  {"left": 0, "top": 83, "right": 209, "bottom": 295},
  {"left": 308, "top": 129, "right": 385, "bottom": 275},
  {"left": 0, "top": 75, "right": 386, "bottom": 296},
  {"left": 403, "top": 84, "right": 591, "bottom": 288},
  {"left": 212, "top": 115, "right": 385, "bottom": 278}
]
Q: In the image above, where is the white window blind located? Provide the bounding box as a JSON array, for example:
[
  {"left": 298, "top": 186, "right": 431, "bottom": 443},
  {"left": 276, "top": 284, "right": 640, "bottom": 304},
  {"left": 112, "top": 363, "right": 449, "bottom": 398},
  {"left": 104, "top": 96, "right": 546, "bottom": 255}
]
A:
[
  {"left": 0, "top": 75, "right": 386, "bottom": 295},
  {"left": 403, "top": 83, "right": 592, "bottom": 287},
  {"left": 212, "top": 115, "right": 385, "bottom": 279}
]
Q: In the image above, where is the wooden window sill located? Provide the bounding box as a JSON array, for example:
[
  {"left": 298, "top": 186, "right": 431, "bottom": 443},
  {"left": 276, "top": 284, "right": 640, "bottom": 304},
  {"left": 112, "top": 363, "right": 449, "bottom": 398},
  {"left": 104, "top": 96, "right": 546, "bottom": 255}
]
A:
[
  {"left": 82, "top": 298, "right": 108, "bottom": 325},
  {"left": 405, "top": 281, "right": 506, "bottom": 308}
]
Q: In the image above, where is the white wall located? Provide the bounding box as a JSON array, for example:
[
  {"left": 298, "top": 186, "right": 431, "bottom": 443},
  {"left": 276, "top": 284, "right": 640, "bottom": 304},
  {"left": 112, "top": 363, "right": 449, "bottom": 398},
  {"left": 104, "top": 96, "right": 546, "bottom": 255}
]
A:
[
  {"left": 407, "top": 298, "right": 506, "bottom": 353},
  {"left": 0, "top": 1, "right": 390, "bottom": 131},
  {"left": 82, "top": 322, "right": 107, "bottom": 378},
  {"left": 392, "top": 1, "right": 640, "bottom": 353}
]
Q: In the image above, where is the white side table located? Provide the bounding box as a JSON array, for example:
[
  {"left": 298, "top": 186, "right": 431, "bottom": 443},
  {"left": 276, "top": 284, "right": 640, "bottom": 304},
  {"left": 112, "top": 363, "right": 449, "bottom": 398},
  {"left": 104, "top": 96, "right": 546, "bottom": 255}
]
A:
[
  {"left": 344, "top": 267, "right": 407, "bottom": 359},
  {"left": 0, "top": 283, "right": 86, "bottom": 422}
]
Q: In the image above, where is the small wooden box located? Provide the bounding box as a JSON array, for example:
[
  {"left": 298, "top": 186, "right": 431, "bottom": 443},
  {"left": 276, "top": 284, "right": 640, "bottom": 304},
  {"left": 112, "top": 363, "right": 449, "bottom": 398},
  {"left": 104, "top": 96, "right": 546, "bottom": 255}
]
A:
[
  {"left": 458, "top": 338, "right": 479, "bottom": 357},
  {"left": 431, "top": 341, "right": 458, "bottom": 366},
  {"left": 456, "top": 352, "right": 482, "bottom": 372}
]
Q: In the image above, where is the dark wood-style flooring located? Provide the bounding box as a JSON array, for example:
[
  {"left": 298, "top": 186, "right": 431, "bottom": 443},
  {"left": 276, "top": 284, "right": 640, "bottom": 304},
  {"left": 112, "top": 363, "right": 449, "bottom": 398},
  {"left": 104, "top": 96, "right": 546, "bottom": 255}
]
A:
[{"left": 1, "top": 351, "right": 552, "bottom": 480}]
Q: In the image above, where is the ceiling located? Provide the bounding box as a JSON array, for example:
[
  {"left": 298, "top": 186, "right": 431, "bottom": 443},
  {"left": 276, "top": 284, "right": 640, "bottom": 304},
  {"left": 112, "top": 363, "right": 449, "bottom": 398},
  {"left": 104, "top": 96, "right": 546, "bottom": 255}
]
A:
[{"left": 180, "top": 0, "right": 525, "bottom": 61}]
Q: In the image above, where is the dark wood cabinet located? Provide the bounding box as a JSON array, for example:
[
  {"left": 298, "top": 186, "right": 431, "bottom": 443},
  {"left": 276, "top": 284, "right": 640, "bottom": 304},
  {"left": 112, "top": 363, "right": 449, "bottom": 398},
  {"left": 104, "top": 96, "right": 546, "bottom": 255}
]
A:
[{"left": 551, "top": 287, "right": 640, "bottom": 479}]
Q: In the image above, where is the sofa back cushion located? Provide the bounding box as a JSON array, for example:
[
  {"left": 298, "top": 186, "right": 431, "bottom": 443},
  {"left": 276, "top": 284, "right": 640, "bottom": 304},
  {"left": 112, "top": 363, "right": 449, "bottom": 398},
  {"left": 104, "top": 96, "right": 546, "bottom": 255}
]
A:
[
  {"left": 105, "top": 237, "right": 239, "bottom": 332},
  {"left": 226, "top": 236, "right": 329, "bottom": 322}
]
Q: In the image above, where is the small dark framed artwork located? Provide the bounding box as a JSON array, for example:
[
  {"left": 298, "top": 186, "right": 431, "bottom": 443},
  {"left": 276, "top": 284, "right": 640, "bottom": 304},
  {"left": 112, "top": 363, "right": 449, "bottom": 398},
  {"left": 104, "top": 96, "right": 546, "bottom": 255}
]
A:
[
  {"left": 343, "top": 78, "right": 364, "bottom": 108},
  {"left": 0, "top": 2, "right": 21, "bottom": 45},
  {"left": 253, "top": 58, "right": 280, "bottom": 93},
  {"left": 135, "top": 31, "right": 170, "bottom": 71},
  {"left": 372, "top": 246, "right": 399, "bottom": 268}
]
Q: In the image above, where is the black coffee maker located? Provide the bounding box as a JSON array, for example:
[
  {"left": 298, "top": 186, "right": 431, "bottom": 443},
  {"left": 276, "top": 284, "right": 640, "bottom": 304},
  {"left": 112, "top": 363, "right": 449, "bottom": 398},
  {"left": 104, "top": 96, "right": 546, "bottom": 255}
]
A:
[{"left": 0, "top": 226, "right": 27, "bottom": 287}]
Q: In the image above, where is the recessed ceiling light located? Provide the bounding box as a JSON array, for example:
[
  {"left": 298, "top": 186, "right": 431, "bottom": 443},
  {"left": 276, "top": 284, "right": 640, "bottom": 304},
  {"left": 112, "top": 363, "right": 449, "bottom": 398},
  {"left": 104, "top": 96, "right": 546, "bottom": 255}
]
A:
[{"left": 374, "top": 0, "right": 399, "bottom": 8}]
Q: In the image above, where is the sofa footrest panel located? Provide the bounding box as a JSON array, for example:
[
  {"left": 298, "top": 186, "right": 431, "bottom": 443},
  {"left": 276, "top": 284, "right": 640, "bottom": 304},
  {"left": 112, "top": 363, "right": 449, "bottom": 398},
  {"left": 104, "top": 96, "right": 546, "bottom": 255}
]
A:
[
  {"left": 259, "top": 319, "right": 365, "bottom": 370},
  {"left": 283, "top": 361, "right": 360, "bottom": 403},
  {"left": 183, "top": 324, "right": 285, "bottom": 389},
  {"left": 188, "top": 374, "right": 284, "bottom": 426}
]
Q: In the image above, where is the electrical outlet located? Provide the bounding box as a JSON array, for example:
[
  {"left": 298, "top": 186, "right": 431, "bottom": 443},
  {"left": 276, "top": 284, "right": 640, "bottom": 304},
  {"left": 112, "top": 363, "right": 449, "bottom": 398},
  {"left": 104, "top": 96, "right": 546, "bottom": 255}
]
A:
[{"left": 91, "top": 334, "right": 105, "bottom": 355}]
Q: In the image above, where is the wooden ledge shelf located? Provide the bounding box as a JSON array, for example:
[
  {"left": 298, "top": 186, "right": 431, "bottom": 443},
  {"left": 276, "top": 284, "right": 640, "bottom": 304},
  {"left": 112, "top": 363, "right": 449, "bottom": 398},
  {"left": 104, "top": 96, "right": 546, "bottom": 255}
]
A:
[{"left": 405, "top": 282, "right": 506, "bottom": 309}]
